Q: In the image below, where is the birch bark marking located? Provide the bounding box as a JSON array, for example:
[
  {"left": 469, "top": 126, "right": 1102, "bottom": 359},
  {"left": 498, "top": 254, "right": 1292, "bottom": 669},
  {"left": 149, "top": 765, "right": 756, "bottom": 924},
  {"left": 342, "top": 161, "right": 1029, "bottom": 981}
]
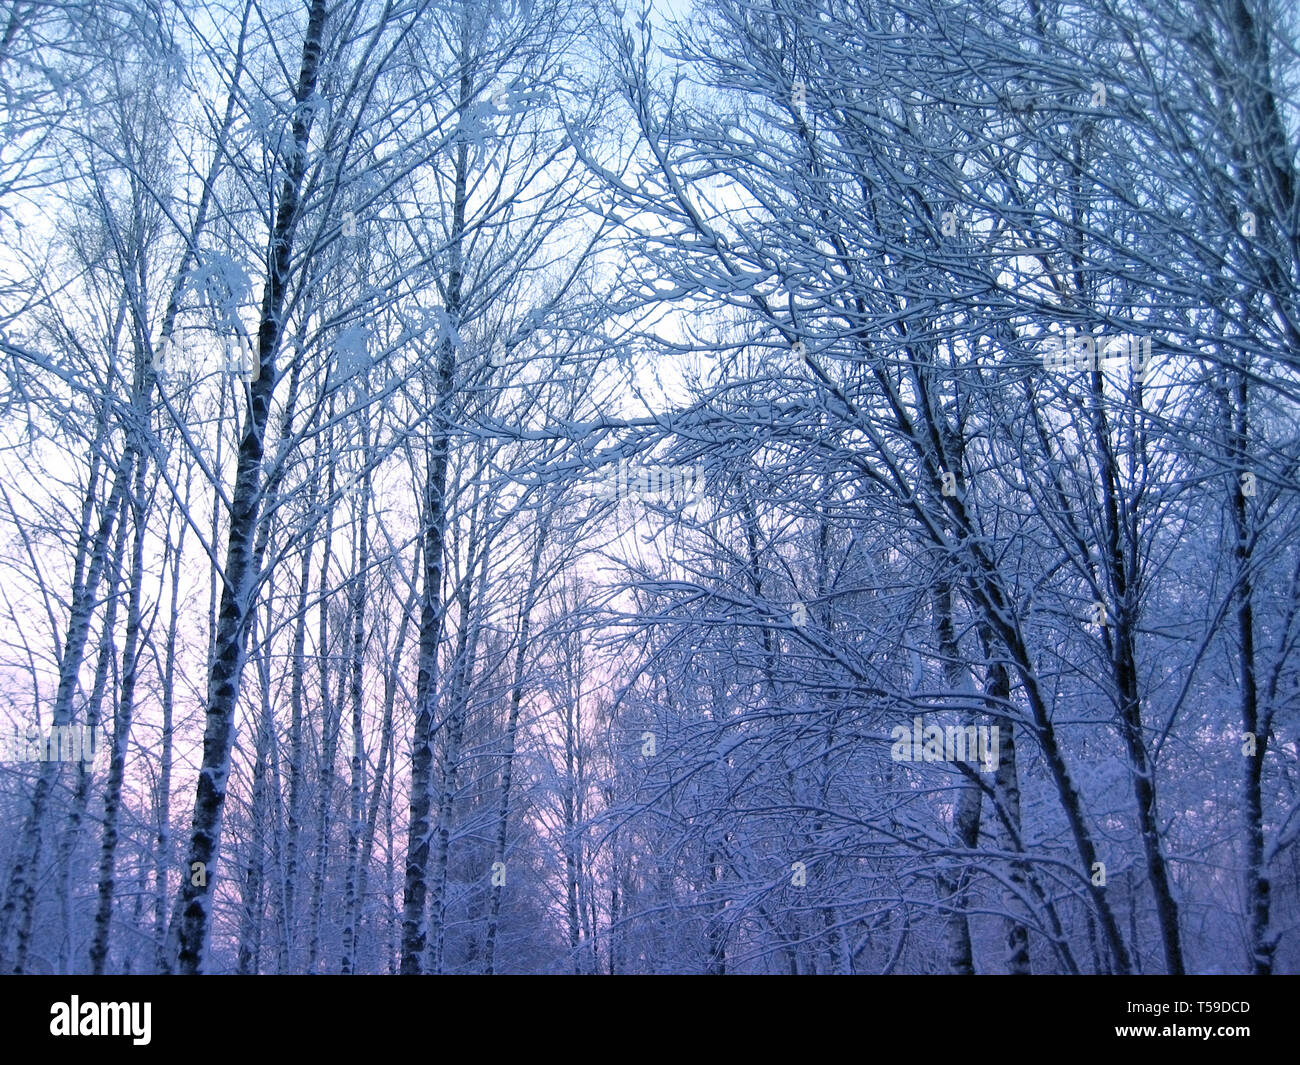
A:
[
  {"left": 169, "top": 0, "right": 329, "bottom": 974},
  {"left": 399, "top": 14, "right": 470, "bottom": 972}
]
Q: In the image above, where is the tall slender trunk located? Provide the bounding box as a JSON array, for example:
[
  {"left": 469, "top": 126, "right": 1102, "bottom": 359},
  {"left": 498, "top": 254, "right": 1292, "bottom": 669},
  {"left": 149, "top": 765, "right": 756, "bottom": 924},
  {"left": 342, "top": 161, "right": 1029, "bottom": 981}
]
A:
[
  {"left": 932, "top": 580, "right": 982, "bottom": 975},
  {"left": 705, "top": 853, "right": 726, "bottom": 975},
  {"left": 52, "top": 417, "right": 112, "bottom": 974},
  {"left": 278, "top": 466, "right": 318, "bottom": 973},
  {"left": 153, "top": 500, "right": 185, "bottom": 972},
  {"left": 485, "top": 517, "right": 549, "bottom": 974},
  {"left": 1087, "top": 361, "right": 1183, "bottom": 975},
  {"left": 1219, "top": 0, "right": 1293, "bottom": 973},
  {"left": 812, "top": 516, "right": 848, "bottom": 975},
  {"left": 966, "top": 564, "right": 1133, "bottom": 972},
  {"left": 399, "top": 27, "right": 470, "bottom": 972},
  {"left": 430, "top": 552, "right": 486, "bottom": 973},
  {"left": 307, "top": 436, "right": 339, "bottom": 972},
  {"left": 148, "top": 13, "right": 248, "bottom": 970},
  {"left": 168, "top": 0, "right": 328, "bottom": 973},
  {"left": 1, "top": 454, "right": 128, "bottom": 971},
  {"left": 356, "top": 585, "right": 413, "bottom": 972},
  {"left": 1224, "top": 371, "right": 1272, "bottom": 974},
  {"left": 563, "top": 719, "right": 581, "bottom": 972},
  {"left": 236, "top": 611, "right": 274, "bottom": 975},
  {"left": 54, "top": 521, "right": 120, "bottom": 973},
  {"left": 341, "top": 441, "right": 371, "bottom": 974},
  {"left": 979, "top": 634, "right": 1031, "bottom": 974},
  {"left": 89, "top": 448, "right": 150, "bottom": 973}
]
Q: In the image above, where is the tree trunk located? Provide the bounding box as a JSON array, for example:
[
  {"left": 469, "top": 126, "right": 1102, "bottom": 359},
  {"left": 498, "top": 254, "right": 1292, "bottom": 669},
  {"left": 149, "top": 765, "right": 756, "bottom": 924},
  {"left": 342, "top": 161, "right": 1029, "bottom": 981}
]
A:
[
  {"left": 0, "top": 454, "right": 127, "bottom": 971},
  {"left": 399, "top": 38, "right": 470, "bottom": 973},
  {"left": 485, "top": 515, "right": 549, "bottom": 974},
  {"left": 307, "top": 437, "right": 339, "bottom": 972},
  {"left": 167, "top": 0, "right": 328, "bottom": 973},
  {"left": 89, "top": 449, "right": 150, "bottom": 973},
  {"left": 341, "top": 441, "right": 371, "bottom": 974}
]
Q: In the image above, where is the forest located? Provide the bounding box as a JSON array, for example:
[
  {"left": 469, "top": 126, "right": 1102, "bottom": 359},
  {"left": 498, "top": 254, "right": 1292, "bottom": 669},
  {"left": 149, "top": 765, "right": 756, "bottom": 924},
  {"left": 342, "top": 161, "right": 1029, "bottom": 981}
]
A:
[{"left": 0, "top": 0, "right": 1297, "bottom": 975}]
